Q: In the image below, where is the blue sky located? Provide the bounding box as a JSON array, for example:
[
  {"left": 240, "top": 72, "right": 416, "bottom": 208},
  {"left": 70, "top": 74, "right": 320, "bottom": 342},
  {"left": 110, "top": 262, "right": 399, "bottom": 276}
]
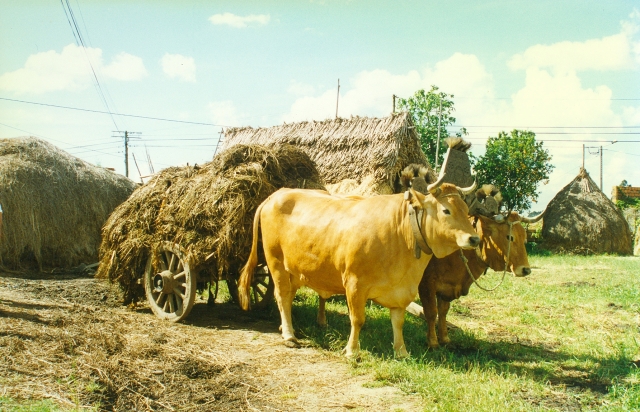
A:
[{"left": 1, "top": 1, "right": 639, "bottom": 210}]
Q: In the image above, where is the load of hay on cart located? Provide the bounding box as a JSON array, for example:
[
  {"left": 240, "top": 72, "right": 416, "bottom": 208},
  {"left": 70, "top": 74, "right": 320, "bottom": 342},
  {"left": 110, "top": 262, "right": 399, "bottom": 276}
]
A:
[{"left": 96, "top": 144, "right": 325, "bottom": 321}]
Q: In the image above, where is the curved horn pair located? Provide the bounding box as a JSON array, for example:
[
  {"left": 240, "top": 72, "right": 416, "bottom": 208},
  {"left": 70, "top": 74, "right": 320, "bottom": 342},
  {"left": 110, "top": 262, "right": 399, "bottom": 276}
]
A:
[
  {"left": 427, "top": 173, "right": 478, "bottom": 195},
  {"left": 458, "top": 179, "right": 477, "bottom": 196},
  {"left": 520, "top": 208, "right": 546, "bottom": 224}
]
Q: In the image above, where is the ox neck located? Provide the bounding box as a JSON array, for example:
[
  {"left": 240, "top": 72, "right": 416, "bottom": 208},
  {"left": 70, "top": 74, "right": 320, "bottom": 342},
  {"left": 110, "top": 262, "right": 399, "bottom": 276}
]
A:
[{"left": 408, "top": 206, "right": 432, "bottom": 258}]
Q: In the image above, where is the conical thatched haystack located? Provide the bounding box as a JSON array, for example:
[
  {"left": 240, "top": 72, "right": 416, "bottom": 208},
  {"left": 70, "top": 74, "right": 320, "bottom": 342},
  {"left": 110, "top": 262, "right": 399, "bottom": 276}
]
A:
[
  {"left": 0, "top": 137, "right": 137, "bottom": 270},
  {"left": 222, "top": 113, "right": 429, "bottom": 195},
  {"left": 542, "top": 168, "right": 633, "bottom": 254},
  {"left": 96, "top": 144, "right": 324, "bottom": 304}
]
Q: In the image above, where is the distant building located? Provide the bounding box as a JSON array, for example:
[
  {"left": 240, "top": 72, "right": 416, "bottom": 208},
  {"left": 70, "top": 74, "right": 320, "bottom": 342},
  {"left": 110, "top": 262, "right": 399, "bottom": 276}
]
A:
[{"left": 611, "top": 185, "right": 640, "bottom": 203}]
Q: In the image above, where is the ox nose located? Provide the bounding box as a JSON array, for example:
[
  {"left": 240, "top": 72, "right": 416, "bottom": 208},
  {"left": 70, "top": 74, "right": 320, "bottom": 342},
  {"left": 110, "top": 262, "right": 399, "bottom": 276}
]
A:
[
  {"left": 468, "top": 235, "right": 480, "bottom": 248},
  {"left": 521, "top": 267, "right": 531, "bottom": 277}
]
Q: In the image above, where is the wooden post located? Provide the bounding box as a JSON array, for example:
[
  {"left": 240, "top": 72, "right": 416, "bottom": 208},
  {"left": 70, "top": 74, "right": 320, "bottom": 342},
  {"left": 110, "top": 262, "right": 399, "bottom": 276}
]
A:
[{"left": 335, "top": 79, "right": 340, "bottom": 119}]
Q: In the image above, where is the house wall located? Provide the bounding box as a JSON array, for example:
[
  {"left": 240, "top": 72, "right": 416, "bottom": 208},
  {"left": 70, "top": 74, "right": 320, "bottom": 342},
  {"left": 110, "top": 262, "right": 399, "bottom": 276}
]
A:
[{"left": 611, "top": 186, "right": 640, "bottom": 202}]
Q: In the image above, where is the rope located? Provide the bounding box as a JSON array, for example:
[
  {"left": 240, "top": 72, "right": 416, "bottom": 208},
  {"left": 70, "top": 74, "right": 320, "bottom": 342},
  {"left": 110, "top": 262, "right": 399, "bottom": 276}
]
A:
[{"left": 460, "top": 221, "right": 514, "bottom": 292}]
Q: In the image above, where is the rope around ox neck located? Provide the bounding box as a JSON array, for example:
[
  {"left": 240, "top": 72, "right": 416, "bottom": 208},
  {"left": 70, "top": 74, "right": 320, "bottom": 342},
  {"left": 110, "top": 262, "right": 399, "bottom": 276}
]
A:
[{"left": 460, "top": 220, "right": 514, "bottom": 292}]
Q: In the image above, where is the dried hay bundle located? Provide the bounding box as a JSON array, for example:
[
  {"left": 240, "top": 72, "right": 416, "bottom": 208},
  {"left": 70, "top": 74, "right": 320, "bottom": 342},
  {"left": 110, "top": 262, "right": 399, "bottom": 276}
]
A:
[
  {"left": 223, "top": 113, "right": 428, "bottom": 195},
  {"left": 542, "top": 168, "right": 632, "bottom": 255},
  {"left": 0, "top": 137, "right": 136, "bottom": 270},
  {"left": 97, "top": 144, "right": 324, "bottom": 304}
]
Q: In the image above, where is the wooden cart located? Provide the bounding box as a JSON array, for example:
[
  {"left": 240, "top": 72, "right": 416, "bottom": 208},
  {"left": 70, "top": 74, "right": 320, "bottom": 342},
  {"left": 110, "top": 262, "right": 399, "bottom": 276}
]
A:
[{"left": 142, "top": 241, "right": 274, "bottom": 322}]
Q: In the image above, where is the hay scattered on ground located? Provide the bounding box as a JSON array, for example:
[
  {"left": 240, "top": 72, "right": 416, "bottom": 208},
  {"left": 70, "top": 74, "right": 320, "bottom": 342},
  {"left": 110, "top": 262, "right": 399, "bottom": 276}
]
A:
[
  {"left": 0, "top": 137, "right": 136, "bottom": 270},
  {"left": 542, "top": 168, "right": 633, "bottom": 254},
  {"left": 97, "top": 144, "right": 324, "bottom": 304}
]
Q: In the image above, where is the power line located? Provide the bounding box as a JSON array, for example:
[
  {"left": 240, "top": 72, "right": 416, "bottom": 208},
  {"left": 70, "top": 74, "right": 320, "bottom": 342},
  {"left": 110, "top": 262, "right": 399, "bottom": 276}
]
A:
[
  {"left": 0, "top": 97, "right": 229, "bottom": 127},
  {"left": 59, "top": 0, "right": 120, "bottom": 131}
]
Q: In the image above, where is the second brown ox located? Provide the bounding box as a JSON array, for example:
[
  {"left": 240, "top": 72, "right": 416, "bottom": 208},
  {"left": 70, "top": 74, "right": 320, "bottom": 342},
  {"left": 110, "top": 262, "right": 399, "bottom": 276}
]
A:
[
  {"left": 418, "top": 208, "right": 543, "bottom": 348},
  {"left": 238, "top": 176, "right": 479, "bottom": 358}
]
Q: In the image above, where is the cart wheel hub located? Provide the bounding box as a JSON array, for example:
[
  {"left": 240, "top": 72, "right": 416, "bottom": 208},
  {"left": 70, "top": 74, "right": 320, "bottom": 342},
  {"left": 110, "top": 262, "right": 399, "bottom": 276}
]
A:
[{"left": 153, "top": 270, "right": 175, "bottom": 294}]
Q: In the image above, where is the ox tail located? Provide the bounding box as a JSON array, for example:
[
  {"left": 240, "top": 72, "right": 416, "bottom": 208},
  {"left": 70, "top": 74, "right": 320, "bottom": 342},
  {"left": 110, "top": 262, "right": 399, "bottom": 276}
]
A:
[{"left": 238, "top": 199, "right": 266, "bottom": 311}]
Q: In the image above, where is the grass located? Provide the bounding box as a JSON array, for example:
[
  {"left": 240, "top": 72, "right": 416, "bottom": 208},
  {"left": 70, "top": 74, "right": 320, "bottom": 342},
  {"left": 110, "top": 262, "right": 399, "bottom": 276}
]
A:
[
  {"left": 0, "top": 397, "right": 67, "bottom": 412},
  {"left": 289, "top": 255, "right": 640, "bottom": 411}
]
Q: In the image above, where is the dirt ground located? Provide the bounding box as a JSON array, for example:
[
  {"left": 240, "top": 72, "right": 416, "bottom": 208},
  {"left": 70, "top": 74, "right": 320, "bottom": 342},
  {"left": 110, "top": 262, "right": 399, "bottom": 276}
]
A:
[{"left": 0, "top": 269, "right": 421, "bottom": 411}]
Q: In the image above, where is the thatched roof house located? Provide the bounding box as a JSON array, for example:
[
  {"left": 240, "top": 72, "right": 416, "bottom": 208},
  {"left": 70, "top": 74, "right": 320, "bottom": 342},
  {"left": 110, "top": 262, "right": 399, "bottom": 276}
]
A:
[
  {"left": 0, "top": 137, "right": 137, "bottom": 270},
  {"left": 542, "top": 168, "right": 633, "bottom": 255},
  {"left": 222, "top": 113, "right": 429, "bottom": 195}
]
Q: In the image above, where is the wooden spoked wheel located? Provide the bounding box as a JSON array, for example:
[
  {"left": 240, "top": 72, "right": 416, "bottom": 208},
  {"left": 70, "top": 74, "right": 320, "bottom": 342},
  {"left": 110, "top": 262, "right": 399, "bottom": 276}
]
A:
[
  {"left": 227, "top": 265, "right": 274, "bottom": 310},
  {"left": 144, "top": 242, "right": 197, "bottom": 322}
]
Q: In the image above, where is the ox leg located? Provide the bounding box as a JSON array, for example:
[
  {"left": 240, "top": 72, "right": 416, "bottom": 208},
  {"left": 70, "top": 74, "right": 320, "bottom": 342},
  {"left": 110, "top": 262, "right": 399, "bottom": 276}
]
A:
[
  {"left": 317, "top": 296, "right": 328, "bottom": 328},
  {"left": 437, "top": 297, "right": 451, "bottom": 345},
  {"left": 390, "top": 307, "right": 409, "bottom": 358},
  {"left": 421, "top": 285, "right": 439, "bottom": 349},
  {"left": 344, "top": 290, "right": 367, "bottom": 358},
  {"left": 272, "top": 268, "right": 299, "bottom": 347}
]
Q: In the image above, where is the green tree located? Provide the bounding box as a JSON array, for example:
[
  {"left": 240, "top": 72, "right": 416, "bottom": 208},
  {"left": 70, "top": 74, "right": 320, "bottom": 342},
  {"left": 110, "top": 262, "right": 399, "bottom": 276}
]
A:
[
  {"left": 396, "top": 85, "right": 465, "bottom": 168},
  {"left": 472, "top": 130, "right": 554, "bottom": 212}
]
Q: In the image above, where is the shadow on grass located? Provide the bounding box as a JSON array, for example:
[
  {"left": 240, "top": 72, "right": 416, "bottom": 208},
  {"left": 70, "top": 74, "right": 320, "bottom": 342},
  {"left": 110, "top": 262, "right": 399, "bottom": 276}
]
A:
[{"left": 289, "top": 296, "right": 635, "bottom": 395}]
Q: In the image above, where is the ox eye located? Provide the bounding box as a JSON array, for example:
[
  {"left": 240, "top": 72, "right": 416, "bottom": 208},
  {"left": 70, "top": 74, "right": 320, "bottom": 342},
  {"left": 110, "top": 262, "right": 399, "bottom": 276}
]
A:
[{"left": 442, "top": 208, "right": 451, "bottom": 215}]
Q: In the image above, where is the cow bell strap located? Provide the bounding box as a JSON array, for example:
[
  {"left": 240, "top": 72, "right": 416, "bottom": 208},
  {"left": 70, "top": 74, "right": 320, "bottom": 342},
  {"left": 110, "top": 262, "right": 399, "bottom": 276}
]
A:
[{"left": 409, "top": 207, "right": 432, "bottom": 258}]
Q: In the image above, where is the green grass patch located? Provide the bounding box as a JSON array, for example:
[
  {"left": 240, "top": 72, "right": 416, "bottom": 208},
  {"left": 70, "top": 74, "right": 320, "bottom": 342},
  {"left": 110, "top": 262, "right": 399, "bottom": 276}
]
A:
[
  {"left": 288, "top": 255, "right": 640, "bottom": 411},
  {"left": 0, "top": 397, "right": 66, "bottom": 412}
]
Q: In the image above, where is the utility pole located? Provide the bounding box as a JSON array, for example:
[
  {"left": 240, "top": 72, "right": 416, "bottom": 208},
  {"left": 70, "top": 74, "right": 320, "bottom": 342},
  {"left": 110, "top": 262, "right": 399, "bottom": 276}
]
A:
[
  {"left": 582, "top": 144, "right": 585, "bottom": 169},
  {"left": 435, "top": 100, "right": 442, "bottom": 172},
  {"left": 335, "top": 79, "right": 340, "bottom": 119},
  {"left": 392, "top": 94, "right": 396, "bottom": 114},
  {"left": 600, "top": 145, "right": 603, "bottom": 190},
  {"left": 113, "top": 131, "right": 140, "bottom": 178}
]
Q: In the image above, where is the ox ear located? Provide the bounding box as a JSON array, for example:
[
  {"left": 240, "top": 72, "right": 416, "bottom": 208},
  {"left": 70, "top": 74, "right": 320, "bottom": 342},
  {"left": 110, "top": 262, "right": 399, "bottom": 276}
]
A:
[{"left": 404, "top": 188, "right": 424, "bottom": 210}]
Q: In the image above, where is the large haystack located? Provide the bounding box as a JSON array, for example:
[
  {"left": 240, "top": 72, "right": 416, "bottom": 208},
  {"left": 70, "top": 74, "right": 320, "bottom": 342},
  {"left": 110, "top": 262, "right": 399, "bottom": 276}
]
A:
[
  {"left": 542, "top": 168, "right": 633, "bottom": 255},
  {"left": 222, "top": 113, "right": 429, "bottom": 195},
  {"left": 0, "top": 137, "right": 137, "bottom": 270},
  {"left": 96, "top": 144, "right": 324, "bottom": 304}
]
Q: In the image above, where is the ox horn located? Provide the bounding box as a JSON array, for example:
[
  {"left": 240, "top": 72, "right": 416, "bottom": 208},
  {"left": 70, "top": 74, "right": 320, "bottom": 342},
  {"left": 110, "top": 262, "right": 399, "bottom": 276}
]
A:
[
  {"left": 520, "top": 207, "right": 546, "bottom": 224},
  {"left": 427, "top": 173, "right": 447, "bottom": 194},
  {"left": 457, "top": 178, "right": 477, "bottom": 196}
]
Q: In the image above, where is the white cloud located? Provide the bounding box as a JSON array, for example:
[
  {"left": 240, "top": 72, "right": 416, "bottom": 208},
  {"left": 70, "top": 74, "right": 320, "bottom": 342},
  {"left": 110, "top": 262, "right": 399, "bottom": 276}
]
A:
[
  {"left": 102, "top": 52, "right": 147, "bottom": 81},
  {"left": 209, "top": 101, "right": 242, "bottom": 126},
  {"left": 509, "top": 18, "right": 639, "bottom": 72},
  {"left": 161, "top": 53, "right": 196, "bottom": 82},
  {"left": 0, "top": 44, "right": 147, "bottom": 94},
  {"left": 282, "top": 53, "right": 493, "bottom": 123},
  {"left": 209, "top": 12, "right": 270, "bottom": 28}
]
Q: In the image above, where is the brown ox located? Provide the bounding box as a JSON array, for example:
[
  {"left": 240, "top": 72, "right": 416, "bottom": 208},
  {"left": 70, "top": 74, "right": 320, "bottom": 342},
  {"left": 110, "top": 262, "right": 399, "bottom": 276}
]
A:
[
  {"left": 419, "top": 211, "right": 543, "bottom": 348},
  {"left": 238, "top": 178, "right": 480, "bottom": 357}
]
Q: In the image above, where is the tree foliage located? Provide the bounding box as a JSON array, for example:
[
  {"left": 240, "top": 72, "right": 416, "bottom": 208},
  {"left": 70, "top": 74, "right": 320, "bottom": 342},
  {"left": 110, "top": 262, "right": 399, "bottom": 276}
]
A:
[
  {"left": 472, "top": 130, "right": 554, "bottom": 213},
  {"left": 396, "top": 85, "right": 465, "bottom": 168}
]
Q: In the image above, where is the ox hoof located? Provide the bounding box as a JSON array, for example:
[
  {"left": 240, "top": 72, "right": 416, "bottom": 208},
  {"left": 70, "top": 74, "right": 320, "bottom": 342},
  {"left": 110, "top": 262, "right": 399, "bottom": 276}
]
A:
[
  {"left": 427, "top": 341, "right": 440, "bottom": 350},
  {"left": 283, "top": 339, "right": 300, "bottom": 349},
  {"left": 394, "top": 347, "right": 410, "bottom": 359},
  {"left": 438, "top": 337, "right": 451, "bottom": 346}
]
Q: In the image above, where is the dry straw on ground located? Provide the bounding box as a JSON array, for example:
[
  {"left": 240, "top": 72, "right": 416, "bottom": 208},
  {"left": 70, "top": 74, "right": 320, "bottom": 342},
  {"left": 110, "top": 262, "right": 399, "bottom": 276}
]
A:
[
  {"left": 97, "top": 144, "right": 324, "bottom": 304},
  {"left": 542, "top": 168, "right": 633, "bottom": 254},
  {"left": 222, "top": 113, "right": 428, "bottom": 196},
  {"left": 0, "top": 137, "right": 136, "bottom": 270}
]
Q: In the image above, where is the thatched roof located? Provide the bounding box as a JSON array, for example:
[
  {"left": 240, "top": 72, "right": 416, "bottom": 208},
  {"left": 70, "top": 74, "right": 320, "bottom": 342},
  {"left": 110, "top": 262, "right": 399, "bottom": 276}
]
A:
[
  {"left": 96, "top": 144, "right": 324, "bottom": 304},
  {"left": 542, "top": 168, "right": 633, "bottom": 255},
  {"left": 222, "top": 113, "right": 429, "bottom": 195},
  {"left": 0, "top": 137, "right": 137, "bottom": 270}
]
